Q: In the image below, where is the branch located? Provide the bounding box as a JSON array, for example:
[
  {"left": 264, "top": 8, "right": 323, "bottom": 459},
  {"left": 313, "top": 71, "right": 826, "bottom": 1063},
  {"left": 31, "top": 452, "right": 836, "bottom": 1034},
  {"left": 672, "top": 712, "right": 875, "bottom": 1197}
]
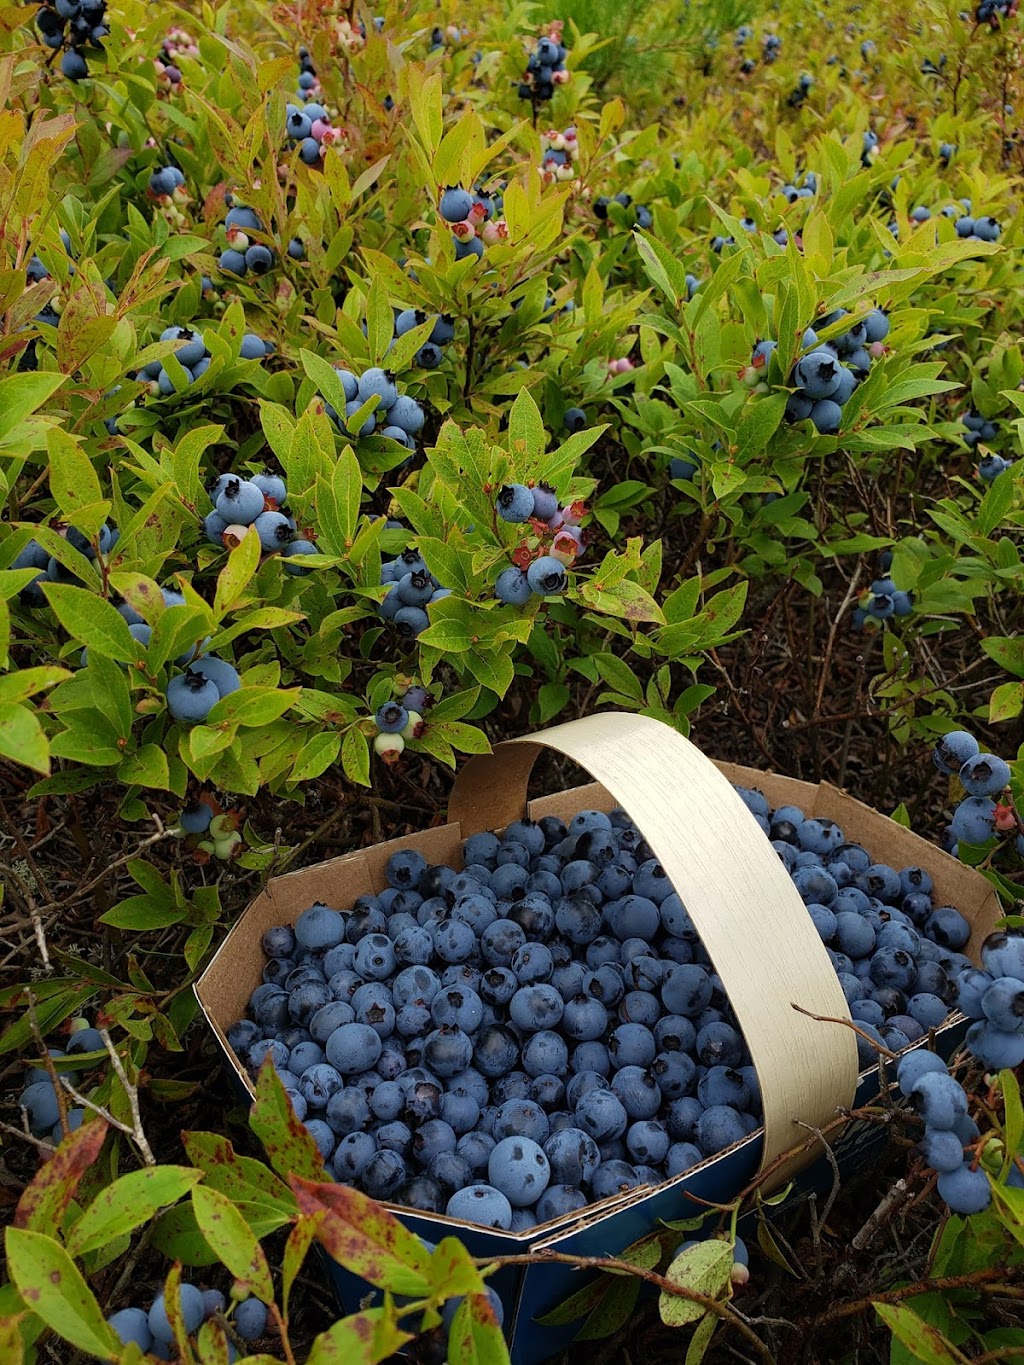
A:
[{"left": 473, "top": 1250, "right": 776, "bottom": 1363}]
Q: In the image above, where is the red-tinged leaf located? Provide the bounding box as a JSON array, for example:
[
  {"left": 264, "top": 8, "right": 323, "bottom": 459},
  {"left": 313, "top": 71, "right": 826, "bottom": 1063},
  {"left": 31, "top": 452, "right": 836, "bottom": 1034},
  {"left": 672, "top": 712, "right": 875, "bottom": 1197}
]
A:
[
  {"left": 306, "top": 1306, "right": 413, "bottom": 1365},
  {"left": 283, "top": 1211, "right": 325, "bottom": 1320},
  {"left": 191, "top": 1186, "right": 275, "bottom": 1304},
  {"left": 183, "top": 1131, "right": 296, "bottom": 1216},
  {"left": 162, "top": 1263, "right": 198, "bottom": 1365},
  {"left": 249, "top": 1057, "right": 324, "bottom": 1183},
  {"left": 0, "top": 1312, "right": 26, "bottom": 1364},
  {"left": 14, "top": 1117, "right": 107, "bottom": 1231},
  {"left": 429, "top": 1238, "right": 491, "bottom": 1300},
  {"left": 5, "top": 1227, "right": 121, "bottom": 1360},
  {"left": 447, "top": 1292, "right": 510, "bottom": 1365},
  {"left": 290, "top": 1176, "right": 432, "bottom": 1296}
]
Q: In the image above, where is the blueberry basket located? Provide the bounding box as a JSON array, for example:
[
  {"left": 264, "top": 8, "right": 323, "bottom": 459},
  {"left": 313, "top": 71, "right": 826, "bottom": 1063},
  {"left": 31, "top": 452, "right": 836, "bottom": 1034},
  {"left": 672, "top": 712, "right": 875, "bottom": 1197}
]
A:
[{"left": 196, "top": 714, "right": 1000, "bottom": 1362}]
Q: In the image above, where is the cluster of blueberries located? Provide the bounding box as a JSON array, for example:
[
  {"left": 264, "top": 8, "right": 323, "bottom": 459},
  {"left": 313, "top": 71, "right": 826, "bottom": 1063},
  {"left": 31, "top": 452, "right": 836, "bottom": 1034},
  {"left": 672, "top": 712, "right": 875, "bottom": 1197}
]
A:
[
  {"left": 154, "top": 28, "right": 195, "bottom": 96},
  {"left": 294, "top": 45, "right": 319, "bottom": 102},
  {"left": 105, "top": 1283, "right": 267, "bottom": 1361},
  {"left": 35, "top": 0, "right": 108, "bottom": 81},
  {"left": 227, "top": 789, "right": 976, "bottom": 1231},
  {"left": 176, "top": 800, "right": 242, "bottom": 861},
  {"left": 493, "top": 482, "right": 585, "bottom": 606},
  {"left": 978, "top": 452, "right": 1015, "bottom": 482},
  {"left": 853, "top": 554, "right": 913, "bottom": 628},
  {"left": 17, "top": 1018, "right": 103, "bottom": 1143},
  {"left": 378, "top": 548, "right": 451, "bottom": 642},
  {"left": 593, "top": 192, "right": 653, "bottom": 233},
  {"left": 322, "top": 365, "right": 426, "bottom": 451},
  {"left": 935, "top": 729, "right": 1017, "bottom": 856},
  {"left": 898, "top": 928, "right": 1024, "bottom": 1216},
  {"left": 135, "top": 323, "right": 264, "bottom": 397},
  {"left": 394, "top": 306, "right": 454, "bottom": 371},
  {"left": 539, "top": 126, "right": 578, "bottom": 185},
  {"left": 961, "top": 409, "right": 999, "bottom": 450},
  {"left": 437, "top": 185, "right": 505, "bottom": 260},
  {"left": 779, "top": 170, "right": 818, "bottom": 203},
  {"left": 977, "top": 1, "right": 1016, "bottom": 23},
  {"left": 14, "top": 519, "right": 120, "bottom": 607},
  {"left": 751, "top": 305, "right": 890, "bottom": 436},
  {"left": 205, "top": 470, "right": 316, "bottom": 568},
  {"left": 284, "top": 95, "right": 341, "bottom": 168},
  {"left": 932, "top": 198, "right": 1003, "bottom": 243},
  {"left": 959, "top": 411, "right": 1015, "bottom": 482},
  {"left": 147, "top": 164, "right": 189, "bottom": 231},
  {"left": 24, "top": 229, "right": 74, "bottom": 334},
  {"left": 219, "top": 201, "right": 281, "bottom": 279},
  {"left": 372, "top": 689, "right": 430, "bottom": 765},
  {"left": 517, "top": 27, "right": 570, "bottom": 105},
  {"left": 429, "top": 24, "right": 469, "bottom": 52},
  {"left": 787, "top": 73, "right": 813, "bottom": 108}
]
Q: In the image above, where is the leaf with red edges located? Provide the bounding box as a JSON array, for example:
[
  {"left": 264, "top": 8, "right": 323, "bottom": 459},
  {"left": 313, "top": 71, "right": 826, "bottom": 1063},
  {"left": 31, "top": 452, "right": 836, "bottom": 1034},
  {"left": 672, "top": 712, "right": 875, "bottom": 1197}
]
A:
[
  {"left": 249, "top": 1058, "right": 324, "bottom": 1183},
  {"left": 14, "top": 1118, "right": 107, "bottom": 1232},
  {"left": 290, "top": 1176, "right": 432, "bottom": 1296}
]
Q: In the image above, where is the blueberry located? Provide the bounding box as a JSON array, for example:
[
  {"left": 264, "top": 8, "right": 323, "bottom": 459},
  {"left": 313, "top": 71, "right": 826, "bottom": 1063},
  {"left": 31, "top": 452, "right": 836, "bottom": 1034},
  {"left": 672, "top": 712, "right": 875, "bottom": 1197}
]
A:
[
  {"left": 166, "top": 670, "right": 219, "bottom": 724},
  {"left": 526, "top": 554, "right": 568, "bottom": 596},
  {"left": 325, "top": 1022, "right": 382, "bottom": 1075},
  {"left": 149, "top": 1285, "right": 205, "bottom": 1343},
  {"left": 959, "top": 753, "right": 1011, "bottom": 798},
  {"left": 933, "top": 730, "right": 979, "bottom": 775},
  {"left": 488, "top": 1135, "right": 551, "bottom": 1207},
  {"left": 446, "top": 1183, "right": 513, "bottom": 1228},
  {"left": 108, "top": 1305, "right": 157, "bottom": 1351},
  {"left": 936, "top": 1163, "right": 991, "bottom": 1215},
  {"left": 234, "top": 1299, "right": 268, "bottom": 1341},
  {"left": 295, "top": 903, "right": 345, "bottom": 950}
]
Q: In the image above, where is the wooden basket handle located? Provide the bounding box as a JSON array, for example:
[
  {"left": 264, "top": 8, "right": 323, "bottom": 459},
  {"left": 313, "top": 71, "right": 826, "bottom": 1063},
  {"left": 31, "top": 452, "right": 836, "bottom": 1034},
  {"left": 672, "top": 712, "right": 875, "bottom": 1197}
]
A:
[{"left": 447, "top": 713, "right": 859, "bottom": 1176}]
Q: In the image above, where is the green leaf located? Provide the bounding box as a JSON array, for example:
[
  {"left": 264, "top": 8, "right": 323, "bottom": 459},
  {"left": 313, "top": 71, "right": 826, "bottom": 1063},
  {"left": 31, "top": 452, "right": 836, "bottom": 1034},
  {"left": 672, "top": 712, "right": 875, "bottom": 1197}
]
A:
[
  {"left": 0, "top": 372, "right": 65, "bottom": 443},
  {"left": 507, "top": 388, "right": 546, "bottom": 465},
  {"left": 0, "top": 666, "right": 71, "bottom": 706},
  {"left": 67, "top": 1167, "right": 203, "bottom": 1258},
  {"left": 658, "top": 1241, "right": 732, "bottom": 1327},
  {"left": 5, "top": 1226, "right": 121, "bottom": 1360},
  {"left": 685, "top": 1311, "right": 718, "bottom": 1365},
  {"left": 118, "top": 745, "right": 172, "bottom": 790},
  {"left": 41, "top": 584, "right": 138, "bottom": 663},
  {"left": 634, "top": 230, "right": 690, "bottom": 304},
  {"left": 1001, "top": 1070, "right": 1024, "bottom": 1181},
  {"left": 366, "top": 275, "right": 394, "bottom": 365},
  {"left": 989, "top": 682, "right": 1024, "bottom": 724},
  {"left": 207, "top": 687, "right": 301, "bottom": 728},
  {"left": 874, "top": 1303, "right": 967, "bottom": 1364},
  {"left": 982, "top": 637, "right": 1024, "bottom": 680},
  {"left": 214, "top": 528, "right": 262, "bottom": 617},
  {"left": 46, "top": 427, "right": 102, "bottom": 521},
  {"left": 191, "top": 1185, "right": 275, "bottom": 1304},
  {"left": 0, "top": 703, "right": 50, "bottom": 774}
]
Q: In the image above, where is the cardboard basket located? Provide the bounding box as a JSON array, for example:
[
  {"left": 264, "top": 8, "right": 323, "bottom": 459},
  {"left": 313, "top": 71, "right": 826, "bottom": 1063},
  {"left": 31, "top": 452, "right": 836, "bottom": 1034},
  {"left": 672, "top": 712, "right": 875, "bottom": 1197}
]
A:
[{"left": 195, "top": 714, "right": 1001, "bottom": 1362}]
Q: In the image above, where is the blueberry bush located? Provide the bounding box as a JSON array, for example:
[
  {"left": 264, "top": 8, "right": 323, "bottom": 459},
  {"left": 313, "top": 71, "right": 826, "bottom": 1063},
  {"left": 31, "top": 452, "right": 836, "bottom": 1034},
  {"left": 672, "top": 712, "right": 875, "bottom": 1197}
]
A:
[{"left": 3, "top": 0, "right": 1024, "bottom": 1361}]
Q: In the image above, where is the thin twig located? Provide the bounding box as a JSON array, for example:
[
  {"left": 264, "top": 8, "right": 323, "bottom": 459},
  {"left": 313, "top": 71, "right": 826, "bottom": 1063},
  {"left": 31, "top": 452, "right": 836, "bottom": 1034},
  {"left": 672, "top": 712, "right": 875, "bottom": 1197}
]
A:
[
  {"left": 101, "top": 1028, "right": 156, "bottom": 1166},
  {"left": 3, "top": 1117, "right": 55, "bottom": 1154},
  {"left": 473, "top": 1250, "right": 776, "bottom": 1363}
]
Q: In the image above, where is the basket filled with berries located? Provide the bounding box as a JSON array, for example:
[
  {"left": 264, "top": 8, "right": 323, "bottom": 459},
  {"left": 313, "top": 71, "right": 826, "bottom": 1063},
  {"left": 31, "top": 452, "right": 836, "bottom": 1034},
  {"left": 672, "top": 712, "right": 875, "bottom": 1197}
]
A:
[{"left": 196, "top": 713, "right": 1000, "bottom": 1361}]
